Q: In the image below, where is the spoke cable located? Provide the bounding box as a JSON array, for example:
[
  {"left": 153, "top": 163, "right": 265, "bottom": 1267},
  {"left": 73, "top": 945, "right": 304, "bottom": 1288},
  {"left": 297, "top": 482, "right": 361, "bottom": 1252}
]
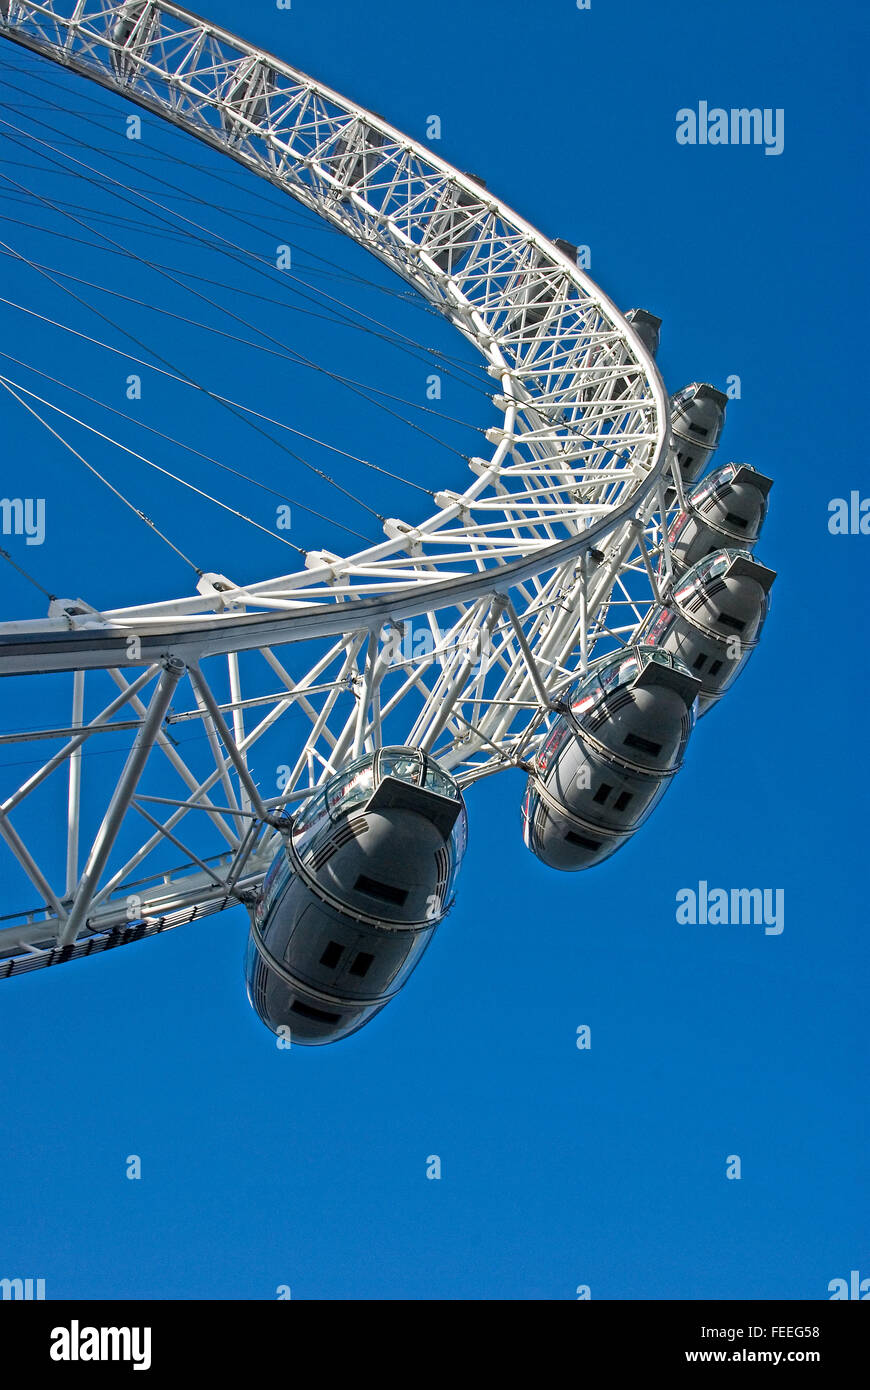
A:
[{"left": 0, "top": 377, "right": 204, "bottom": 573}]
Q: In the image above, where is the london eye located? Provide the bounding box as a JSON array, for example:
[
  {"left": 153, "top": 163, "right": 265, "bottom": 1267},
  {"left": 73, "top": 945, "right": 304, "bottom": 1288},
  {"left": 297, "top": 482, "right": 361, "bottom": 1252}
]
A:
[{"left": 0, "top": 0, "right": 775, "bottom": 1043}]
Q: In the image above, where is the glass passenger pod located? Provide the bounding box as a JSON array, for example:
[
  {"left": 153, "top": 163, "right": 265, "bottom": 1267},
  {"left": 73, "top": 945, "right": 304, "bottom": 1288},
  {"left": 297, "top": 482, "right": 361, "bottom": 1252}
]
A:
[
  {"left": 111, "top": 0, "right": 148, "bottom": 45},
  {"left": 110, "top": 1, "right": 156, "bottom": 76},
  {"left": 522, "top": 647, "right": 701, "bottom": 870},
  {"left": 625, "top": 308, "right": 662, "bottom": 360},
  {"left": 638, "top": 549, "right": 776, "bottom": 713},
  {"left": 668, "top": 383, "right": 728, "bottom": 487},
  {"left": 219, "top": 62, "right": 275, "bottom": 140},
  {"left": 535, "top": 719, "right": 573, "bottom": 777},
  {"left": 686, "top": 462, "right": 772, "bottom": 539},
  {"left": 291, "top": 748, "right": 464, "bottom": 841},
  {"left": 671, "top": 549, "right": 775, "bottom": 648},
  {"left": 555, "top": 647, "right": 699, "bottom": 774},
  {"left": 289, "top": 747, "right": 467, "bottom": 916},
  {"left": 332, "top": 123, "right": 386, "bottom": 194},
  {"left": 254, "top": 840, "right": 292, "bottom": 932},
  {"left": 507, "top": 249, "right": 560, "bottom": 332},
  {"left": 664, "top": 463, "right": 773, "bottom": 573},
  {"left": 521, "top": 779, "right": 633, "bottom": 874},
  {"left": 426, "top": 184, "right": 482, "bottom": 274},
  {"left": 244, "top": 931, "right": 385, "bottom": 1047},
  {"left": 246, "top": 747, "right": 466, "bottom": 1045},
  {"left": 670, "top": 383, "right": 728, "bottom": 451}
]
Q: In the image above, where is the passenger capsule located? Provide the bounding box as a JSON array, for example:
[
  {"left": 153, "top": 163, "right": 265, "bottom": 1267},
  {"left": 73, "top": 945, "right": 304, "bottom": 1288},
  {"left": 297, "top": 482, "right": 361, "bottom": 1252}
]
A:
[
  {"left": 522, "top": 647, "right": 700, "bottom": 872},
  {"left": 425, "top": 180, "right": 485, "bottom": 274},
  {"left": 111, "top": 0, "right": 145, "bottom": 46},
  {"left": 332, "top": 122, "right": 386, "bottom": 195},
  {"left": 110, "top": 1, "right": 154, "bottom": 77},
  {"left": 625, "top": 308, "right": 662, "bottom": 359},
  {"left": 245, "top": 747, "right": 467, "bottom": 1045},
  {"left": 220, "top": 62, "right": 275, "bottom": 141},
  {"left": 507, "top": 248, "right": 561, "bottom": 333},
  {"left": 637, "top": 548, "right": 776, "bottom": 714},
  {"left": 669, "top": 383, "right": 728, "bottom": 488},
  {"left": 552, "top": 237, "right": 579, "bottom": 262},
  {"left": 612, "top": 307, "right": 663, "bottom": 398},
  {"left": 666, "top": 463, "right": 773, "bottom": 571}
]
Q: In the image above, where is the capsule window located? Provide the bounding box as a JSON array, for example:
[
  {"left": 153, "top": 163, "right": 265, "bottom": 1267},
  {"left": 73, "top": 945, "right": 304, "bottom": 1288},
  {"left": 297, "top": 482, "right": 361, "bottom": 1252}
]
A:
[
  {"left": 291, "top": 1000, "right": 342, "bottom": 1024},
  {"left": 709, "top": 659, "right": 723, "bottom": 676},
  {"left": 717, "top": 611, "right": 746, "bottom": 632},
  {"left": 724, "top": 511, "right": 749, "bottom": 530},
  {"left": 624, "top": 732, "right": 662, "bottom": 756},
  {"left": 354, "top": 873, "right": 408, "bottom": 906},
  {"left": 349, "top": 952, "right": 375, "bottom": 978},
  {"left": 319, "top": 941, "right": 344, "bottom": 969},
  {"left": 565, "top": 830, "right": 601, "bottom": 851},
  {"left": 692, "top": 652, "right": 707, "bottom": 671},
  {"left": 687, "top": 422, "right": 710, "bottom": 438},
  {"left": 593, "top": 782, "right": 613, "bottom": 805},
  {"left": 614, "top": 790, "right": 634, "bottom": 812}
]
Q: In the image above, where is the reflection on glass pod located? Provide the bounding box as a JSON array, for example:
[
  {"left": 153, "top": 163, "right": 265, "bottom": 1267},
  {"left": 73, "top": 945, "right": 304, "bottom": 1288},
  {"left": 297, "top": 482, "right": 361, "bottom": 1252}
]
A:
[
  {"left": 246, "top": 747, "right": 467, "bottom": 1046},
  {"left": 668, "top": 383, "right": 728, "bottom": 487},
  {"left": 112, "top": 0, "right": 146, "bottom": 44},
  {"left": 666, "top": 463, "right": 774, "bottom": 572},
  {"left": 522, "top": 647, "right": 700, "bottom": 873},
  {"left": 637, "top": 548, "right": 776, "bottom": 715}
]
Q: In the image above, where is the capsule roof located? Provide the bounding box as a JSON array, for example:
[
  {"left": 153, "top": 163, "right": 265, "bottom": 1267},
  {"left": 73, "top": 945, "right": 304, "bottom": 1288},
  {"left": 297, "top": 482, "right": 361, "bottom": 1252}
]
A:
[
  {"left": 690, "top": 461, "right": 774, "bottom": 505},
  {"left": 625, "top": 308, "right": 662, "bottom": 358},
  {"left": 665, "top": 462, "right": 774, "bottom": 556},
  {"left": 289, "top": 746, "right": 465, "bottom": 843},
  {"left": 673, "top": 548, "right": 777, "bottom": 602},
  {"left": 671, "top": 382, "right": 729, "bottom": 412},
  {"left": 565, "top": 645, "right": 700, "bottom": 716},
  {"left": 323, "top": 746, "right": 461, "bottom": 800},
  {"left": 670, "top": 382, "right": 728, "bottom": 451}
]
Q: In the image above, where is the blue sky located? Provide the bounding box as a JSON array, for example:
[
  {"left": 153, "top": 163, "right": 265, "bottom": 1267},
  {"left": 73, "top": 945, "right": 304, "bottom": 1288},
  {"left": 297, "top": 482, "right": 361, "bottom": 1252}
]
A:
[{"left": 0, "top": 0, "right": 866, "bottom": 1300}]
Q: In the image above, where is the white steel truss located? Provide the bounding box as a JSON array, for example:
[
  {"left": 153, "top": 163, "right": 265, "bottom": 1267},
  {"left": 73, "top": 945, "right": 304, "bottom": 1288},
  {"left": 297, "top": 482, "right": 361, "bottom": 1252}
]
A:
[{"left": 0, "top": 0, "right": 684, "bottom": 973}]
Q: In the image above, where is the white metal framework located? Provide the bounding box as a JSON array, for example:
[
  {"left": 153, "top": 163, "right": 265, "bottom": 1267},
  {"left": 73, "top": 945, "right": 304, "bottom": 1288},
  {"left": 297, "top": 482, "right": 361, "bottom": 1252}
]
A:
[{"left": 0, "top": 0, "right": 682, "bottom": 975}]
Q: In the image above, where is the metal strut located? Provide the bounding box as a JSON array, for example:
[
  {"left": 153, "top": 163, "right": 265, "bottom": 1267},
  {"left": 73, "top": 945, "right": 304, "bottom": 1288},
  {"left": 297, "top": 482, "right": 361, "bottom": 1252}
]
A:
[{"left": 57, "top": 656, "right": 185, "bottom": 945}]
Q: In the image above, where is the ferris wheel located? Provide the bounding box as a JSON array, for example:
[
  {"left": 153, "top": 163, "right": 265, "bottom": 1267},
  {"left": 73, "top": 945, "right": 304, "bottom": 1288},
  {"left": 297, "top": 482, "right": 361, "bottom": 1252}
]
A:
[{"left": 0, "top": 1, "right": 775, "bottom": 1043}]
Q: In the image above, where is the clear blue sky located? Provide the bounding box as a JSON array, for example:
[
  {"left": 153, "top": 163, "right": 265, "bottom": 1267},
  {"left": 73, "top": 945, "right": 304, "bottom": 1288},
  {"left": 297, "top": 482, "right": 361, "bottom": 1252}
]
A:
[{"left": 0, "top": 0, "right": 866, "bottom": 1299}]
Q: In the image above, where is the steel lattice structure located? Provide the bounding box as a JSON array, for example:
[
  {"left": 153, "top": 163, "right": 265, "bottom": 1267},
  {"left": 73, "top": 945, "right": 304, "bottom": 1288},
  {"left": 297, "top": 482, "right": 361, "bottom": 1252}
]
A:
[{"left": 0, "top": 0, "right": 687, "bottom": 975}]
